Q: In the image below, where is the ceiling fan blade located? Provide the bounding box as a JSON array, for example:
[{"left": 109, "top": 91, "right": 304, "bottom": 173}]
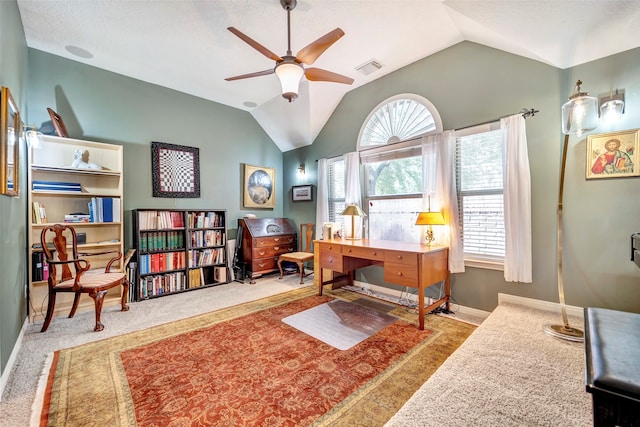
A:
[
  {"left": 296, "top": 28, "right": 345, "bottom": 65},
  {"left": 225, "top": 69, "right": 275, "bottom": 81},
  {"left": 305, "top": 68, "right": 354, "bottom": 85},
  {"left": 227, "top": 27, "right": 282, "bottom": 62}
]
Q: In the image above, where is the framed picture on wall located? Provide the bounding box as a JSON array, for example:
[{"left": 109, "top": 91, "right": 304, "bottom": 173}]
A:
[
  {"left": 586, "top": 129, "right": 639, "bottom": 179},
  {"left": 243, "top": 164, "right": 275, "bottom": 209},
  {"left": 292, "top": 184, "right": 313, "bottom": 201},
  {"left": 151, "top": 141, "right": 201, "bottom": 198},
  {"left": 1, "top": 86, "right": 20, "bottom": 197}
]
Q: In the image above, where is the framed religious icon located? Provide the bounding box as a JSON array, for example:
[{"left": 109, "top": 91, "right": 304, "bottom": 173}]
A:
[
  {"left": 1, "top": 86, "right": 20, "bottom": 197},
  {"left": 243, "top": 164, "right": 275, "bottom": 209},
  {"left": 151, "top": 141, "right": 200, "bottom": 198},
  {"left": 586, "top": 129, "right": 639, "bottom": 179}
]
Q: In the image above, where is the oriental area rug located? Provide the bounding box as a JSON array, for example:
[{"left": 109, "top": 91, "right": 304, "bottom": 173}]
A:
[{"left": 36, "top": 286, "right": 475, "bottom": 427}]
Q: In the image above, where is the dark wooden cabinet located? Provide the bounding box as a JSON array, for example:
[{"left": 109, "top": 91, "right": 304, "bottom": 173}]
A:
[{"left": 238, "top": 218, "right": 296, "bottom": 281}]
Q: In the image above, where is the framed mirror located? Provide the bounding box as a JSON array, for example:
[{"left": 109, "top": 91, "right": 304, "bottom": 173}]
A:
[{"left": 1, "top": 86, "right": 20, "bottom": 197}]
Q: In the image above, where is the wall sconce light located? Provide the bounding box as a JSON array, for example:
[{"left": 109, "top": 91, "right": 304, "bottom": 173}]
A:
[
  {"left": 24, "top": 124, "right": 43, "bottom": 149},
  {"left": 297, "top": 163, "right": 305, "bottom": 176},
  {"left": 599, "top": 89, "right": 625, "bottom": 124}
]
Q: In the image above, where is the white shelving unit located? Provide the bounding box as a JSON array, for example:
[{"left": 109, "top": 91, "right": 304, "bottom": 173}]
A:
[{"left": 27, "top": 135, "right": 124, "bottom": 323}]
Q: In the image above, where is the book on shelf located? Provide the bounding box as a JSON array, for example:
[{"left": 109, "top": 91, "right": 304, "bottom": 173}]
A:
[
  {"left": 103, "top": 197, "right": 113, "bottom": 222},
  {"left": 188, "top": 211, "right": 223, "bottom": 229},
  {"left": 31, "top": 252, "right": 43, "bottom": 281},
  {"left": 138, "top": 210, "right": 185, "bottom": 230},
  {"left": 33, "top": 180, "right": 82, "bottom": 192},
  {"left": 32, "top": 202, "right": 47, "bottom": 224},
  {"left": 214, "top": 266, "right": 227, "bottom": 283}
]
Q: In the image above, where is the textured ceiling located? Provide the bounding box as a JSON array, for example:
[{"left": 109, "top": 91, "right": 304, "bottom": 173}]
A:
[{"left": 17, "top": 0, "right": 640, "bottom": 151}]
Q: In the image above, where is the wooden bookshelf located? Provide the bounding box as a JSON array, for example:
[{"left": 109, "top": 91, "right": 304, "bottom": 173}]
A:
[
  {"left": 132, "top": 209, "right": 229, "bottom": 301},
  {"left": 27, "top": 135, "right": 124, "bottom": 323}
]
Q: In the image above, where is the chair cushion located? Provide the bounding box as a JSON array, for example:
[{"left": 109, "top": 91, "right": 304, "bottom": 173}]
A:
[
  {"left": 54, "top": 272, "right": 126, "bottom": 290},
  {"left": 281, "top": 252, "right": 314, "bottom": 262}
]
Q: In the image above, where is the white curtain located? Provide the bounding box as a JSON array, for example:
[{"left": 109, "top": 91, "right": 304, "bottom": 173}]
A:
[
  {"left": 421, "top": 132, "right": 464, "bottom": 273},
  {"left": 501, "top": 114, "right": 532, "bottom": 282},
  {"left": 344, "top": 152, "right": 363, "bottom": 239},
  {"left": 315, "top": 158, "right": 329, "bottom": 240}
]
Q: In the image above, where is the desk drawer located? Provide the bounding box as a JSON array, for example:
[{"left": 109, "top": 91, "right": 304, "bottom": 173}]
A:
[
  {"left": 252, "top": 243, "right": 296, "bottom": 259},
  {"left": 318, "top": 242, "right": 342, "bottom": 254},
  {"left": 385, "top": 250, "right": 418, "bottom": 267},
  {"left": 384, "top": 262, "right": 419, "bottom": 287},
  {"left": 320, "top": 252, "right": 344, "bottom": 272},
  {"left": 254, "top": 234, "right": 296, "bottom": 247},
  {"left": 342, "top": 245, "right": 384, "bottom": 261}
]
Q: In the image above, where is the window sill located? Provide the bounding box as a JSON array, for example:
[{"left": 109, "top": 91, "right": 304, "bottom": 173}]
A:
[{"left": 464, "top": 258, "right": 504, "bottom": 271}]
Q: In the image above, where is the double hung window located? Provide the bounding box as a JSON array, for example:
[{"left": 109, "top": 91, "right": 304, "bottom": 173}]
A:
[{"left": 455, "top": 126, "right": 505, "bottom": 262}]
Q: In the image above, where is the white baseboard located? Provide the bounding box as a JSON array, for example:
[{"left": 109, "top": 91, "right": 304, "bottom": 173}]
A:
[
  {"left": 0, "top": 316, "right": 29, "bottom": 402},
  {"left": 498, "top": 293, "right": 584, "bottom": 319},
  {"left": 453, "top": 304, "right": 491, "bottom": 321}
]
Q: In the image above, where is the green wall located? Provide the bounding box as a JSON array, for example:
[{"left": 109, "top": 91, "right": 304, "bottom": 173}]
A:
[
  {"left": 26, "top": 49, "right": 284, "bottom": 249},
  {"left": 0, "top": 0, "right": 27, "bottom": 386},
  {"left": 284, "top": 41, "right": 640, "bottom": 313}
]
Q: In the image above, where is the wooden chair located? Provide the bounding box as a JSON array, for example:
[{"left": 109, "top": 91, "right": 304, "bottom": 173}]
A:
[
  {"left": 278, "top": 223, "right": 314, "bottom": 284},
  {"left": 40, "top": 224, "right": 129, "bottom": 332}
]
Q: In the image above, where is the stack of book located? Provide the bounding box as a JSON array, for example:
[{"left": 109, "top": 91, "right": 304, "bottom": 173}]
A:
[
  {"left": 33, "top": 180, "right": 82, "bottom": 192},
  {"left": 64, "top": 213, "right": 91, "bottom": 223}
]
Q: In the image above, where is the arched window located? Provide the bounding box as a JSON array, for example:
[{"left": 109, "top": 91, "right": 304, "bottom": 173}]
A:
[
  {"left": 358, "top": 94, "right": 442, "bottom": 150},
  {"left": 357, "top": 94, "right": 442, "bottom": 243}
]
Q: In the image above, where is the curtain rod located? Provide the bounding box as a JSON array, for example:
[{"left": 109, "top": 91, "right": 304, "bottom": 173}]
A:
[
  {"left": 315, "top": 107, "right": 539, "bottom": 162},
  {"left": 453, "top": 107, "right": 539, "bottom": 132}
]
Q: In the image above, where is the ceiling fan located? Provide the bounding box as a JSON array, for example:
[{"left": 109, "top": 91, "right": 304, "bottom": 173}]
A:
[{"left": 225, "top": 0, "right": 354, "bottom": 102}]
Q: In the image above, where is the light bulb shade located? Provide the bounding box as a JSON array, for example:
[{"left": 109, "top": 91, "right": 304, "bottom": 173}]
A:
[
  {"left": 562, "top": 81, "right": 598, "bottom": 136},
  {"left": 600, "top": 99, "right": 625, "bottom": 123},
  {"left": 415, "top": 211, "right": 445, "bottom": 226},
  {"left": 341, "top": 204, "right": 364, "bottom": 217},
  {"left": 275, "top": 61, "right": 304, "bottom": 102}
]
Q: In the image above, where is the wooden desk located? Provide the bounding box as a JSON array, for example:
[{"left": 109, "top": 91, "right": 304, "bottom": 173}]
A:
[{"left": 315, "top": 238, "right": 450, "bottom": 330}]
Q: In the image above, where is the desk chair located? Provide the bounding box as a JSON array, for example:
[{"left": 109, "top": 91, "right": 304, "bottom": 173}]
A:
[
  {"left": 278, "top": 223, "right": 314, "bottom": 284},
  {"left": 40, "top": 224, "right": 129, "bottom": 332}
]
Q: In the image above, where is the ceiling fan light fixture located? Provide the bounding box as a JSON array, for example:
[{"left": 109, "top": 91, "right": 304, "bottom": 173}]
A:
[{"left": 275, "top": 60, "right": 304, "bottom": 102}]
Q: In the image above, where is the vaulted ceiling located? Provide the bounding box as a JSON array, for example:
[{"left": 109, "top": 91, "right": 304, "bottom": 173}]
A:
[{"left": 17, "top": 0, "right": 640, "bottom": 151}]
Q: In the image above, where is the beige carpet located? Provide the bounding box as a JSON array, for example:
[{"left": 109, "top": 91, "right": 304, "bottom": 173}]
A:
[{"left": 386, "top": 302, "right": 592, "bottom": 426}]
